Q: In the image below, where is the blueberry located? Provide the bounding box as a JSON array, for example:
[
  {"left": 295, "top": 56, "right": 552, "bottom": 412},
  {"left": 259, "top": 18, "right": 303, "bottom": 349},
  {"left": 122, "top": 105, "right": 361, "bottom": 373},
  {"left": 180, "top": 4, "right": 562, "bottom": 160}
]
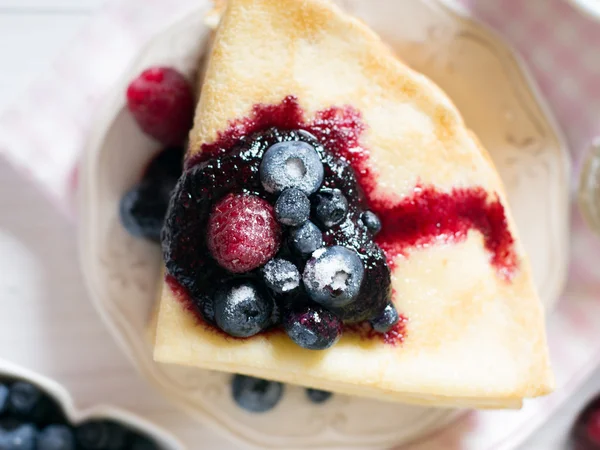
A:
[
  {"left": 0, "top": 384, "right": 9, "bottom": 415},
  {"left": 119, "top": 183, "right": 170, "bottom": 243},
  {"left": 361, "top": 211, "right": 382, "bottom": 235},
  {"left": 303, "top": 246, "right": 364, "bottom": 309},
  {"left": 6, "top": 383, "right": 63, "bottom": 426},
  {"left": 231, "top": 375, "right": 284, "bottom": 413},
  {"left": 0, "top": 423, "right": 36, "bottom": 450},
  {"left": 274, "top": 188, "right": 310, "bottom": 226},
  {"left": 270, "top": 301, "right": 282, "bottom": 326},
  {"left": 75, "top": 421, "right": 128, "bottom": 450},
  {"left": 192, "top": 294, "right": 215, "bottom": 324},
  {"left": 38, "top": 425, "right": 74, "bottom": 450},
  {"left": 214, "top": 281, "right": 273, "bottom": 338},
  {"left": 370, "top": 302, "right": 399, "bottom": 333},
  {"left": 306, "top": 388, "right": 333, "bottom": 404},
  {"left": 283, "top": 305, "right": 342, "bottom": 350},
  {"left": 120, "top": 146, "right": 182, "bottom": 243},
  {"left": 260, "top": 141, "right": 324, "bottom": 195},
  {"left": 312, "top": 188, "right": 348, "bottom": 228},
  {"left": 143, "top": 146, "right": 184, "bottom": 187},
  {"left": 131, "top": 435, "right": 159, "bottom": 450},
  {"left": 262, "top": 259, "right": 300, "bottom": 294},
  {"left": 8, "top": 382, "right": 42, "bottom": 420},
  {"left": 289, "top": 221, "right": 323, "bottom": 256}
]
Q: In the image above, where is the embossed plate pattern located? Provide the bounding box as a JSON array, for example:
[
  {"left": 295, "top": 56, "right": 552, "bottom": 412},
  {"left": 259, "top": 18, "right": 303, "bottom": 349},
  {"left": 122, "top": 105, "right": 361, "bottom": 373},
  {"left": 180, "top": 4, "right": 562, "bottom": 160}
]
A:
[{"left": 79, "top": 1, "right": 569, "bottom": 449}]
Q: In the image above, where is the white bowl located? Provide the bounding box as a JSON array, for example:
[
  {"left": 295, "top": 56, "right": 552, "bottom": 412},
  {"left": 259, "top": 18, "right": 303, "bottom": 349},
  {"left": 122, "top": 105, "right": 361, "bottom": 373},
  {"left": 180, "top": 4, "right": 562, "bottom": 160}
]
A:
[
  {"left": 0, "top": 358, "right": 182, "bottom": 449},
  {"left": 79, "top": 1, "right": 570, "bottom": 449}
]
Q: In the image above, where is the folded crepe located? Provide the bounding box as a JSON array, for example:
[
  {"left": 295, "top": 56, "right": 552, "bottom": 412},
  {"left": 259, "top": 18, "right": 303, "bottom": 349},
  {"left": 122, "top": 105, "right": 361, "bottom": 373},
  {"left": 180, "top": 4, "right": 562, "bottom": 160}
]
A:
[{"left": 153, "top": 0, "right": 553, "bottom": 408}]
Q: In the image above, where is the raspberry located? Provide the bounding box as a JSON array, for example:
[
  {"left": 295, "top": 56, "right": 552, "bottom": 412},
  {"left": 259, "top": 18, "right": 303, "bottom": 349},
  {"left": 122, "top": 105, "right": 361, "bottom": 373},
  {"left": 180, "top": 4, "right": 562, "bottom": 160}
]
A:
[
  {"left": 126, "top": 67, "right": 195, "bottom": 145},
  {"left": 587, "top": 410, "right": 600, "bottom": 445},
  {"left": 207, "top": 194, "right": 281, "bottom": 273}
]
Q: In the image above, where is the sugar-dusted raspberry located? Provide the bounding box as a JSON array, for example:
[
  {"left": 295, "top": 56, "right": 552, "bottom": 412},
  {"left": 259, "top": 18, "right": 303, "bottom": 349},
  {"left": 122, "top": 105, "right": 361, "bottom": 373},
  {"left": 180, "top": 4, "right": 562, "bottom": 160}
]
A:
[
  {"left": 207, "top": 194, "right": 281, "bottom": 273},
  {"left": 126, "top": 67, "right": 194, "bottom": 145}
]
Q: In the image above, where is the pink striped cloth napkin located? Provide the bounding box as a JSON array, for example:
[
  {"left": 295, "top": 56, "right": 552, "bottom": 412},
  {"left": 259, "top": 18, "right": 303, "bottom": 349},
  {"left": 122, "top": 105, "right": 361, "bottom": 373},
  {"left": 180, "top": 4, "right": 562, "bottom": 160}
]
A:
[{"left": 1, "top": 0, "right": 600, "bottom": 448}]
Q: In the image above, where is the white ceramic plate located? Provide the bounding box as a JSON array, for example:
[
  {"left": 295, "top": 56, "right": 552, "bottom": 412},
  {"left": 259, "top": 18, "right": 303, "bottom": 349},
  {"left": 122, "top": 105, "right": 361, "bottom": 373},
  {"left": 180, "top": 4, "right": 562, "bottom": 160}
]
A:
[
  {"left": 79, "top": 1, "right": 570, "bottom": 449},
  {"left": 0, "top": 359, "right": 182, "bottom": 449}
]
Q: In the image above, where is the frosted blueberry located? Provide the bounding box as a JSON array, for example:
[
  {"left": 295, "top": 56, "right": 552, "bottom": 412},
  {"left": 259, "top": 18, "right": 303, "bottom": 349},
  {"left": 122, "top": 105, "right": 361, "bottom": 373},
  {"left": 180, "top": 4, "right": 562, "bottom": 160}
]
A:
[
  {"left": 303, "top": 246, "right": 364, "bottom": 308},
  {"left": 214, "top": 281, "right": 273, "bottom": 338},
  {"left": 313, "top": 188, "right": 348, "bottom": 228},
  {"left": 274, "top": 188, "right": 310, "bottom": 226},
  {"left": 289, "top": 221, "right": 323, "bottom": 256},
  {"left": 260, "top": 141, "right": 324, "bottom": 195},
  {"left": 283, "top": 305, "right": 341, "bottom": 350},
  {"left": 370, "top": 302, "right": 399, "bottom": 333},
  {"left": 361, "top": 211, "right": 382, "bottom": 235},
  {"left": 262, "top": 259, "right": 301, "bottom": 294}
]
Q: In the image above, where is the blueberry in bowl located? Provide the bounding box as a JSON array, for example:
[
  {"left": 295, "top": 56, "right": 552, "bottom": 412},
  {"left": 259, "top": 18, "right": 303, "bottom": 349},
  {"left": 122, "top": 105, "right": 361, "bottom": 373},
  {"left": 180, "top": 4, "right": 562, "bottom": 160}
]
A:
[{"left": 0, "top": 363, "right": 179, "bottom": 450}]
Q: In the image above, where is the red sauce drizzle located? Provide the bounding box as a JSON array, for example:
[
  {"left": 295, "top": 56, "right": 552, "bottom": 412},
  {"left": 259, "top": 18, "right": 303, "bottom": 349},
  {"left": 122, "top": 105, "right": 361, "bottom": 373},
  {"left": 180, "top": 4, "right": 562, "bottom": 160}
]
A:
[{"left": 374, "top": 186, "right": 516, "bottom": 276}]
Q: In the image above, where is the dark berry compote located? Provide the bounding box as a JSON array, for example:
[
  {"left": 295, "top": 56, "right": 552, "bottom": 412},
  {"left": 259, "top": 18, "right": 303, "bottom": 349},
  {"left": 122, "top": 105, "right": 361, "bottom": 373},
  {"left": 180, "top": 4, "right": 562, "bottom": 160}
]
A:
[
  {"left": 162, "top": 127, "right": 393, "bottom": 350},
  {"left": 162, "top": 95, "right": 518, "bottom": 351}
]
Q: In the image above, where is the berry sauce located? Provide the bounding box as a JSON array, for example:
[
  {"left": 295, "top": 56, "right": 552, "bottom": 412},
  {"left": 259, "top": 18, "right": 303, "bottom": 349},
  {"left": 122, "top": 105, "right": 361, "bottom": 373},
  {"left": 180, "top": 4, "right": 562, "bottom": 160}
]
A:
[
  {"left": 164, "top": 126, "right": 391, "bottom": 325},
  {"left": 164, "top": 95, "right": 518, "bottom": 345},
  {"left": 187, "top": 95, "right": 518, "bottom": 276}
]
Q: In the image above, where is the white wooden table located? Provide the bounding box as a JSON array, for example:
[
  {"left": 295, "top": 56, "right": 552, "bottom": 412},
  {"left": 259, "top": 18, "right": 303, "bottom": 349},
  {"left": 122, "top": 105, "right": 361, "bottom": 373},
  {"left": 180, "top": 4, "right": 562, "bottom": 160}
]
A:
[{"left": 0, "top": 1, "right": 598, "bottom": 449}]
